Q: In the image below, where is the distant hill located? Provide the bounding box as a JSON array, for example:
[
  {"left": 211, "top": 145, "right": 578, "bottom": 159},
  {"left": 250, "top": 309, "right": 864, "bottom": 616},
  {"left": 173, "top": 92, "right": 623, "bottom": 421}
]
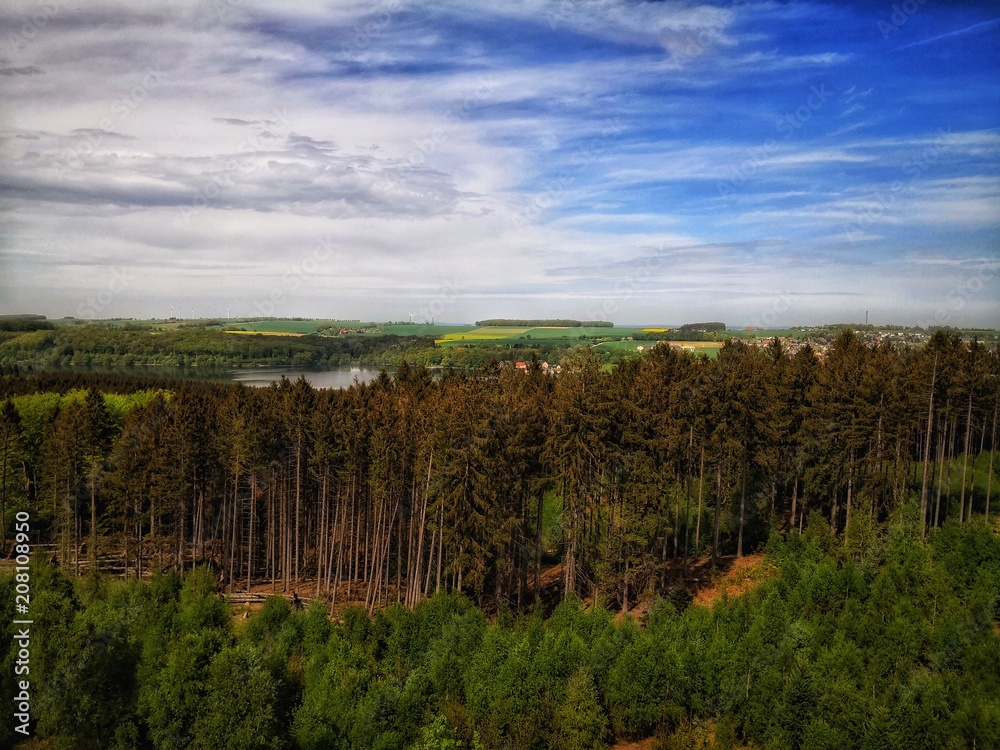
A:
[
  {"left": 678, "top": 321, "right": 726, "bottom": 332},
  {"left": 475, "top": 319, "right": 613, "bottom": 328}
]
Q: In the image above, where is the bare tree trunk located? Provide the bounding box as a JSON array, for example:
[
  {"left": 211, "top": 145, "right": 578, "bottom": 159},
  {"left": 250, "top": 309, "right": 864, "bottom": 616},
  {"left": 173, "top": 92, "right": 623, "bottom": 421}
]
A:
[
  {"left": 316, "top": 469, "right": 327, "bottom": 598},
  {"left": 947, "top": 415, "right": 957, "bottom": 522},
  {"left": 790, "top": 474, "right": 798, "bottom": 532},
  {"left": 247, "top": 474, "right": 255, "bottom": 593},
  {"left": 844, "top": 456, "right": 853, "bottom": 547},
  {"left": 920, "top": 357, "right": 937, "bottom": 533},
  {"left": 960, "top": 393, "right": 973, "bottom": 521},
  {"left": 987, "top": 401, "right": 997, "bottom": 522},
  {"left": 435, "top": 500, "right": 444, "bottom": 594},
  {"left": 737, "top": 459, "right": 747, "bottom": 558},
  {"left": 934, "top": 421, "right": 946, "bottom": 527},
  {"left": 411, "top": 453, "right": 432, "bottom": 607},
  {"left": 694, "top": 447, "right": 705, "bottom": 554},
  {"left": 712, "top": 463, "right": 722, "bottom": 570},
  {"left": 90, "top": 461, "right": 98, "bottom": 573},
  {"left": 294, "top": 438, "right": 302, "bottom": 585}
]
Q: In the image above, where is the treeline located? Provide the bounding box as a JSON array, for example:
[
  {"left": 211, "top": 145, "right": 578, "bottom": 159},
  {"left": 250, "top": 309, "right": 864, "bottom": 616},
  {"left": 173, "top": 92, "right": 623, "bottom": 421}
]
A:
[
  {"left": 677, "top": 322, "right": 726, "bottom": 332},
  {"left": 0, "top": 325, "right": 595, "bottom": 370},
  {"left": 0, "top": 331, "right": 997, "bottom": 615},
  {"left": 474, "top": 320, "right": 614, "bottom": 328},
  {"left": 0, "top": 319, "right": 54, "bottom": 333},
  {"left": 0, "top": 325, "right": 435, "bottom": 368},
  {"left": 2, "top": 517, "right": 998, "bottom": 749},
  {"left": 632, "top": 331, "right": 723, "bottom": 342}
]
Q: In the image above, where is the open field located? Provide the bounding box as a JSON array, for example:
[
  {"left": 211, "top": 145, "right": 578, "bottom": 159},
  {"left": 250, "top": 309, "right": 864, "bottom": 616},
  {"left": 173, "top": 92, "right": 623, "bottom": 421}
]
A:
[
  {"left": 593, "top": 340, "right": 724, "bottom": 358},
  {"left": 381, "top": 323, "right": 476, "bottom": 336},
  {"left": 224, "top": 329, "right": 308, "bottom": 337},
  {"left": 225, "top": 319, "right": 323, "bottom": 334},
  {"left": 435, "top": 325, "right": 653, "bottom": 346},
  {"left": 724, "top": 328, "right": 803, "bottom": 339},
  {"left": 435, "top": 326, "right": 530, "bottom": 343}
]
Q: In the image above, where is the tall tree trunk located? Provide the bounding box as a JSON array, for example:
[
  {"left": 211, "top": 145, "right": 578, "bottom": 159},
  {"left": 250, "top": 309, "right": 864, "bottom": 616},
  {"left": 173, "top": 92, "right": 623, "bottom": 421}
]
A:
[
  {"left": 294, "top": 436, "right": 302, "bottom": 585},
  {"left": 920, "top": 357, "right": 938, "bottom": 533},
  {"left": 411, "top": 453, "right": 432, "bottom": 607},
  {"left": 316, "top": 469, "right": 327, "bottom": 598},
  {"left": 435, "top": 500, "right": 444, "bottom": 594},
  {"left": 986, "top": 400, "right": 997, "bottom": 522},
  {"left": 790, "top": 474, "right": 798, "bottom": 532},
  {"left": 960, "top": 392, "right": 973, "bottom": 521},
  {"left": 89, "top": 460, "right": 98, "bottom": 573},
  {"left": 712, "top": 463, "right": 722, "bottom": 570},
  {"left": 934, "top": 421, "right": 946, "bottom": 527},
  {"left": 694, "top": 447, "right": 705, "bottom": 554},
  {"left": 248, "top": 473, "right": 256, "bottom": 594},
  {"left": 947, "top": 415, "right": 957, "bottom": 522},
  {"left": 737, "top": 458, "right": 747, "bottom": 558},
  {"left": 844, "top": 453, "right": 853, "bottom": 547}
]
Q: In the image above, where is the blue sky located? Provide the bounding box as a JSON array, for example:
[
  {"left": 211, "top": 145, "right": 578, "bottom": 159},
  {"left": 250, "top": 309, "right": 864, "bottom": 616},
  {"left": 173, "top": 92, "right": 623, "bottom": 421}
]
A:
[{"left": 1, "top": 0, "right": 997, "bottom": 326}]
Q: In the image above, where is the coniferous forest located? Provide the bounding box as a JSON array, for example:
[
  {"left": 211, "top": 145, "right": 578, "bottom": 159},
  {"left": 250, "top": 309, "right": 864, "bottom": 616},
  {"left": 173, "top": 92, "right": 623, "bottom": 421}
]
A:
[{"left": 1, "top": 330, "right": 999, "bottom": 749}]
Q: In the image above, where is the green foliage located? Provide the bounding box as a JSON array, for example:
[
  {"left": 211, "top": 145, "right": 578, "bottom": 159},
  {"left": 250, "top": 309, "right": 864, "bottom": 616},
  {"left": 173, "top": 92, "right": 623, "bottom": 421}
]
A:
[
  {"left": 179, "top": 566, "right": 229, "bottom": 633},
  {"left": 554, "top": 667, "right": 610, "bottom": 750},
  {"left": 142, "top": 629, "right": 228, "bottom": 750},
  {"left": 190, "top": 643, "right": 287, "bottom": 750},
  {"left": 35, "top": 607, "right": 139, "bottom": 749},
  {"left": 3, "top": 522, "right": 999, "bottom": 750}
]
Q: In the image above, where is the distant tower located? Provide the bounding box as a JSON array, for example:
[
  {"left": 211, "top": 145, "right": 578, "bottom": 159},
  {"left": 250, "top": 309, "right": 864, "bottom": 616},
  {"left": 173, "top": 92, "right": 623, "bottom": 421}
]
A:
[{"left": 865, "top": 310, "right": 869, "bottom": 326}]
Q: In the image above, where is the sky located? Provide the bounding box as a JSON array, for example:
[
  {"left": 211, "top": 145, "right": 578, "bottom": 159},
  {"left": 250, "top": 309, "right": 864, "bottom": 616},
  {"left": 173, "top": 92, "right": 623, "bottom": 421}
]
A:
[{"left": 1, "top": 0, "right": 998, "bottom": 328}]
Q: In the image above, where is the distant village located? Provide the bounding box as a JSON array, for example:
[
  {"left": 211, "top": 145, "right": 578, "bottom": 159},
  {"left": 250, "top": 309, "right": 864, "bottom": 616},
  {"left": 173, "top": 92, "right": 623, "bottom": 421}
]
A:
[{"left": 742, "top": 327, "right": 966, "bottom": 358}]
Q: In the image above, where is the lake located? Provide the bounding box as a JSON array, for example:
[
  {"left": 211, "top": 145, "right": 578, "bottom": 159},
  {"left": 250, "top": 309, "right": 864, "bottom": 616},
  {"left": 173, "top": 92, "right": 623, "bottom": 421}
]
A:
[
  {"left": 19, "top": 364, "right": 389, "bottom": 389},
  {"left": 230, "top": 367, "right": 387, "bottom": 389}
]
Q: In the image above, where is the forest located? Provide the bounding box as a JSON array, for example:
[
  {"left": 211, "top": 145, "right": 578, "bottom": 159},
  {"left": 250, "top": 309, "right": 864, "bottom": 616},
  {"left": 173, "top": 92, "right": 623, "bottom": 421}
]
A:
[
  {"left": 0, "top": 323, "right": 601, "bottom": 370},
  {"left": 0, "top": 330, "right": 998, "bottom": 748}
]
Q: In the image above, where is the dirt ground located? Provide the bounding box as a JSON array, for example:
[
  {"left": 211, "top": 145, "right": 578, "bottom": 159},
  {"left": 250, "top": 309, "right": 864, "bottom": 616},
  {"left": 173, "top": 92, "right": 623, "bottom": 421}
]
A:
[{"left": 225, "top": 551, "right": 774, "bottom": 620}]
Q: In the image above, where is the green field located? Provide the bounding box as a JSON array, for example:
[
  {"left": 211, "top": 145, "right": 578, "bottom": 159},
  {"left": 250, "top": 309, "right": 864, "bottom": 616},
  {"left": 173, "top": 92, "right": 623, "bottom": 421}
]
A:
[
  {"left": 381, "top": 324, "right": 476, "bottom": 337},
  {"left": 591, "top": 340, "right": 645, "bottom": 350},
  {"left": 436, "top": 327, "right": 531, "bottom": 343},
  {"left": 592, "top": 340, "right": 724, "bottom": 358},
  {"left": 224, "top": 330, "right": 307, "bottom": 337},
  {"left": 435, "top": 325, "right": 654, "bottom": 347},
  {"left": 226, "top": 320, "right": 323, "bottom": 334},
  {"left": 723, "top": 328, "right": 804, "bottom": 339}
]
